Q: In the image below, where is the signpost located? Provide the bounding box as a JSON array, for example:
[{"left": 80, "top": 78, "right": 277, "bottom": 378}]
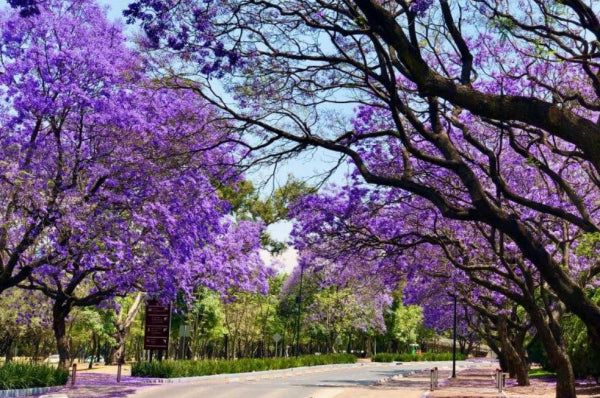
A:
[
  {"left": 178, "top": 324, "right": 190, "bottom": 359},
  {"left": 144, "top": 300, "right": 171, "bottom": 356},
  {"left": 273, "top": 333, "right": 282, "bottom": 357}
]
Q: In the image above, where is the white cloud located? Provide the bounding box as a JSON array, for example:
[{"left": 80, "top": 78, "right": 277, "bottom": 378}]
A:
[{"left": 260, "top": 248, "right": 298, "bottom": 275}]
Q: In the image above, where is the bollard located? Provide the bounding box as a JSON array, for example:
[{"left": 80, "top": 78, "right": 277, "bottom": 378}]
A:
[
  {"left": 434, "top": 366, "right": 439, "bottom": 389},
  {"left": 495, "top": 368, "right": 502, "bottom": 392},
  {"left": 117, "top": 363, "right": 122, "bottom": 383},
  {"left": 494, "top": 369, "right": 498, "bottom": 391},
  {"left": 430, "top": 368, "right": 435, "bottom": 391},
  {"left": 71, "top": 364, "right": 77, "bottom": 386}
]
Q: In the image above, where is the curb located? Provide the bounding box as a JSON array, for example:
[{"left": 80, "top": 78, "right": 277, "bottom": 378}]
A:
[
  {"left": 372, "top": 369, "right": 430, "bottom": 398},
  {"left": 374, "top": 368, "right": 422, "bottom": 385},
  {"left": 141, "top": 362, "right": 364, "bottom": 384},
  {"left": 0, "top": 386, "right": 64, "bottom": 397}
]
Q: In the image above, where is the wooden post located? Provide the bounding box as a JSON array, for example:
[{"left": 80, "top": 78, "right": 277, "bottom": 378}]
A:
[
  {"left": 430, "top": 368, "right": 435, "bottom": 391},
  {"left": 117, "top": 363, "right": 122, "bottom": 383},
  {"left": 71, "top": 364, "right": 77, "bottom": 386}
]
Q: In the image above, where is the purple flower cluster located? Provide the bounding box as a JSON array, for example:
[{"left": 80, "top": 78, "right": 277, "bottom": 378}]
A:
[
  {"left": 0, "top": 0, "right": 269, "bottom": 308},
  {"left": 410, "top": 0, "right": 434, "bottom": 16}
]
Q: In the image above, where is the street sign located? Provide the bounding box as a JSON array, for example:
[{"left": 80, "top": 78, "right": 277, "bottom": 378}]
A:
[
  {"left": 144, "top": 300, "right": 171, "bottom": 350},
  {"left": 178, "top": 324, "right": 190, "bottom": 338}
]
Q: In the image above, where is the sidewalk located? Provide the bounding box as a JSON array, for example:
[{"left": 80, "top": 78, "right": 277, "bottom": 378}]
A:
[
  {"left": 330, "top": 366, "right": 433, "bottom": 398},
  {"left": 365, "top": 365, "right": 600, "bottom": 398},
  {"left": 426, "top": 366, "right": 510, "bottom": 397}
]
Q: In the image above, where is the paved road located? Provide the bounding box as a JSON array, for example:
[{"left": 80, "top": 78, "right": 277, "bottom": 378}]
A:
[{"left": 132, "top": 360, "right": 474, "bottom": 398}]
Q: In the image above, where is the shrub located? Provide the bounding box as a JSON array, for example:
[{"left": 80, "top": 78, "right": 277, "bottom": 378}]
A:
[
  {"left": 371, "top": 352, "right": 467, "bottom": 362},
  {"left": 0, "top": 362, "right": 69, "bottom": 390},
  {"left": 131, "top": 354, "right": 356, "bottom": 378}
]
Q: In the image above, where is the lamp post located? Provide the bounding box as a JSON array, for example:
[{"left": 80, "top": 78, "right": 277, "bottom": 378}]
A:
[
  {"left": 295, "top": 263, "right": 304, "bottom": 357},
  {"left": 452, "top": 295, "right": 457, "bottom": 378}
]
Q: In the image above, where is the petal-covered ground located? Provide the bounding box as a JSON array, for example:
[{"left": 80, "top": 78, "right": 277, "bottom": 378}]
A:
[{"left": 24, "top": 373, "right": 156, "bottom": 398}]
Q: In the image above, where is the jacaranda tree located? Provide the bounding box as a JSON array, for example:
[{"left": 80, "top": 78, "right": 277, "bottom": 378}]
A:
[
  {"left": 0, "top": 0, "right": 269, "bottom": 369},
  {"left": 290, "top": 181, "right": 590, "bottom": 392},
  {"left": 99, "top": 2, "right": 600, "bottom": 396}
]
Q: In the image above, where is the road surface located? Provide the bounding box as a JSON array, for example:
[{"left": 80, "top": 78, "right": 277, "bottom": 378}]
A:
[{"left": 132, "top": 360, "right": 474, "bottom": 398}]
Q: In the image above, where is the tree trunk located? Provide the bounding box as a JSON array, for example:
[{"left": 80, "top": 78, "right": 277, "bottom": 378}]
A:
[
  {"left": 96, "top": 339, "right": 103, "bottom": 365},
  {"left": 4, "top": 336, "right": 13, "bottom": 363},
  {"left": 135, "top": 336, "right": 142, "bottom": 362},
  {"left": 589, "top": 327, "right": 600, "bottom": 358},
  {"left": 513, "top": 329, "right": 530, "bottom": 385},
  {"left": 459, "top": 338, "right": 466, "bottom": 355},
  {"left": 497, "top": 316, "right": 529, "bottom": 386},
  {"left": 525, "top": 303, "right": 575, "bottom": 398},
  {"left": 365, "top": 335, "right": 372, "bottom": 357},
  {"left": 52, "top": 300, "right": 72, "bottom": 371},
  {"left": 328, "top": 331, "right": 337, "bottom": 354},
  {"left": 33, "top": 339, "right": 40, "bottom": 363},
  {"left": 110, "top": 293, "right": 143, "bottom": 365},
  {"left": 111, "top": 330, "right": 127, "bottom": 365},
  {"left": 88, "top": 334, "right": 97, "bottom": 369},
  {"left": 546, "top": 325, "right": 576, "bottom": 398},
  {"left": 553, "top": 356, "right": 576, "bottom": 398}
]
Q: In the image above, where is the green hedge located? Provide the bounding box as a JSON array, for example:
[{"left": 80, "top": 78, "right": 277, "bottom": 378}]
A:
[
  {"left": 371, "top": 352, "right": 467, "bottom": 362},
  {"left": 131, "top": 354, "right": 357, "bottom": 378},
  {"left": 0, "top": 362, "right": 68, "bottom": 390}
]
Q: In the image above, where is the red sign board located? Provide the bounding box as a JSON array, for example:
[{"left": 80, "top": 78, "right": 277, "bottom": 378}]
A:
[{"left": 144, "top": 300, "right": 171, "bottom": 350}]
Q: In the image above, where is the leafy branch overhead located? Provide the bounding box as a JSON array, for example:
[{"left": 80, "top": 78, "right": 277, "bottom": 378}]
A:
[{"left": 218, "top": 177, "right": 316, "bottom": 253}]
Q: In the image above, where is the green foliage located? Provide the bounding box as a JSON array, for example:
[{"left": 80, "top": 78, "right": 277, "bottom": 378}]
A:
[
  {"left": 0, "top": 363, "right": 68, "bottom": 389},
  {"left": 308, "top": 287, "right": 372, "bottom": 339},
  {"left": 527, "top": 335, "right": 553, "bottom": 371},
  {"left": 217, "top": 176, "right": 315, "bottom": 253},
  {"left": 574, "top": 233, "right": 600, "bottom": 258},
  {"left": 371, "top": 352, "right": 466, "bottom": 362},
  {"left": 562, "top": 289, "right": 600, "bottom": 378},
  {"left": 390, "top": 300, "right": 423, "bottom": 347},
  {"left": 383, "top": 288, "right": 431, "bottom": 352},
  {"left": 491, "top": 16, "right": 515, "bottom": 40},
  {"left": 528, "top": 369, "right": 556, "bottom": 378},
  {"left": 189, "top": 289, "right": 226, "bottom": 340},
  {"left": 222, "top": 287, "right": 279, "bottom": 358},
  {"left": 70, "top": 306, "right": 116, "bottom": 350},
  {"left": 131, "top": 354, "right": 356, "bottom": 378}
]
